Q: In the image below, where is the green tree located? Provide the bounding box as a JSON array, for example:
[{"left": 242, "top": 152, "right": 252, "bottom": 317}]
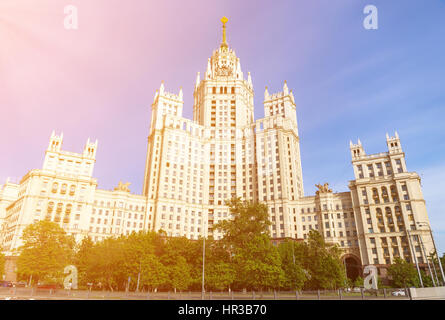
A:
[
  {"left": 203, "top": 239, "right": 235, "bottom": 291},
  {"left": 86, "top": 237, "right": 127, "bottom": 291},
  {"left": 140, "top": 254, "right": 168, "bottom": 291},
  {"left": 387, "top": 257, "right": 419, "bottom": 288},
  {"left": 215, "top": 199, "right": 284, "bottom": 290},
  {"left": 74, "top": 236, "right": 95, "bottom": 287},
  {"left": 17, "top": 221, "right": 75, "bottom": 285},
  {"left": 420, "top": 270, "right": 434, "bottom": 287},
  {"left": 353, "top": 276, "right": 364, "bottom": 288},
  {"left": 167, "top": 256, "right": 192, "bottom": 291},
  {"left": 232, "top": 234, "right": 285, "bottom": 290},
  {"left": 205, "top": 261, "right": 235, "bottom": 291},
  {"left": 278, "top": 240, "right": 307, "bottom": 290},
  {"left": 216, "top": 198, "right": 270, "bottom": 248},
  {"left": 303, "top": 230, "right": 346, "bottom": 290},
  {"left": 121, "top": 231, "right": 160, "bottom": 290}
]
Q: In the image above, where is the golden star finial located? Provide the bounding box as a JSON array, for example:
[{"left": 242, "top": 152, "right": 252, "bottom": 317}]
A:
[{"left": 220, "top": 17, "right": 229, "bottom": 48}]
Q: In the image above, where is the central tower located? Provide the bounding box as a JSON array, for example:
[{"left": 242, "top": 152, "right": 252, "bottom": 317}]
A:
[
  {"left": 143, "top": 17, "right": 304, "bottom": 240},
  {"left": 193, "top": 17, "right": 254, "bottom": 128}
]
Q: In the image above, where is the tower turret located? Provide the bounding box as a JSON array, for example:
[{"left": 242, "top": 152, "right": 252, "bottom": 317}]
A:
[
  {"left": 386, "top": 131, "right": 403, "bottom": 154},
  {"left": 48, "top": 131, "right": 63, "bottom": 152},
  {"left": 263, "top": 80, "right": 297, "bottom": 123},
  {"left": 83, "top": 137, "right": 98, "bottom": 159},
  {"left": 350, "top": 139, "right": 365, "bottom": 160}
]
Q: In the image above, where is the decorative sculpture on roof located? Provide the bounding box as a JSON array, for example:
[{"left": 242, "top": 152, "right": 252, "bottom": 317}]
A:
[
  {"left": 115, "top": 181, "right": 131, "bottom": 192},
  {"left": 315, "top": 183, "right": 332, "bottom": 195}
]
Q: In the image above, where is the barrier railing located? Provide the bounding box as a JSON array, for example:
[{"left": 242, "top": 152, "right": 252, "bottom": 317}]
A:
[{"left": 0, "top": 287, "right": 411, "bottom": 300}]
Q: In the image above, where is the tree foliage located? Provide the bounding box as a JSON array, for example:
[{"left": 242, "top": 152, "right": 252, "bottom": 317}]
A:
[
  {"left": 388, "top": 257, "right": 419, "bottom": 288},
  {"left": 13, "top": 201, "right": 355, "bottom": 291},
  {"left": 301, "top": 230, "right": 346, "bottom": 290},
  {"left": 215, "top": 198, "right": 270, "bottom": 248},
  {"left": 233, "top": 234, "right": 284, "bottom": 290},
  {"left": 278, "top": 240, "right": 307, "bottom": 290},
  {"left": 17, "top": 221, "right": 75, "bottom": 284}
]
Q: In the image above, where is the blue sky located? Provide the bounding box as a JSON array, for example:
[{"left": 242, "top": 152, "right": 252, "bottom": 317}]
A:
[{"left": 1, "top": 0, "right": 445, "bottom": 253}]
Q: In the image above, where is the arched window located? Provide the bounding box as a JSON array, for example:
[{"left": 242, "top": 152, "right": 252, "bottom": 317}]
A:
[
  {"left": 47, "top": 202, "right": 54, "bottom": 213},
  {"left": 390, "top": 185, "right": 398, "bottom": 201},
  {"left": 69, "top": 185, "right": 76, "bottom": 196},
  {"left": 385, "top": 207, "right": 392, "bottom": 216},
  {"left": 372, "top": 188, "right": 380, "bottom": 203},
  {"left": 52, "top": 182, "right": 58, "bottom": 193},
  {"left": 64, "top": 205, "right": 72, "bottom": 223},
  {"left": 56, "top": 203, "right": 63, "bottom": 214},
  {"left": 61, "top": 184, "right": 67, "bottom": 194}
]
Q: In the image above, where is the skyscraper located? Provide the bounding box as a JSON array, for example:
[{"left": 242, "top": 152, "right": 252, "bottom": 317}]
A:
[{"left": 0, "top": 18, "right": 436, "bottom": 280}]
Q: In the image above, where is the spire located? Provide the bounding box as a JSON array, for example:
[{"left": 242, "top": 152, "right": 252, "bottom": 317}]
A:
[
  {"left": 349, "top": 140, "right": 353, "bottom": 147},
  {"left": 206, "top": 58, "right": 212, "bottom": 79},
  {"left": 290, "top": 90, "right": 295, "bottom": 103},
  {"left": 247, "top": 72, "right": 252, "bottom": 86},
  {"left": 358, "top": 138, "right": 362, "bottom": 146},
  {"left": 179, "top": 87, "right": 183, "bottom": 100},
  {"left": 220, "top": 16, "right": 228, "bottom": 48},
  {"left": 283, "top": 80, "right": 289, "bottom": 95},
  {"left": 153, "top": 90, "right": 159, "bottom": 102},
  {"left": 264, "top": 86, "right": 269, "bottom": 100},
  {"left": 395, "top": 131, "right": 399, "bottom": 139},
  {"left": 159, "top": 81, "right": 165, "bottom": 95},
  {"left": 236, "top": 58, "right": 241, "bottom": 72},
  {"left": 195, "top": 72, "right": 200, "bottom": 88}
]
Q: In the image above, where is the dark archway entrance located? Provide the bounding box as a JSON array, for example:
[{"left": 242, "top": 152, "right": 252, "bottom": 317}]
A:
[{"left": 343, "top": 256, "right": 362, "bottom": 281}]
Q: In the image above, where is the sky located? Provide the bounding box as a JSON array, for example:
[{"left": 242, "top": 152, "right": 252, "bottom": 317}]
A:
[{"left": 1, "top": 0, "right": 445, "bottom": 252}]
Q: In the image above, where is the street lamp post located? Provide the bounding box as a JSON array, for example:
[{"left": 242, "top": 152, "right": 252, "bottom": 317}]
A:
[
  {"left": 291, "top": 240, "right": 297, "bottom": 290},
  {"left": 202, "top": 236, "right": 205, "bottom": 300},
  {"left": 406, "top": 229, "right": 423, "bottom": 287},
  {"left": 419, "top": 235, "right": 436, "bottom": 287},
  {"left": 417, "top": 222, "right": 445, "bottom": 285}
]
